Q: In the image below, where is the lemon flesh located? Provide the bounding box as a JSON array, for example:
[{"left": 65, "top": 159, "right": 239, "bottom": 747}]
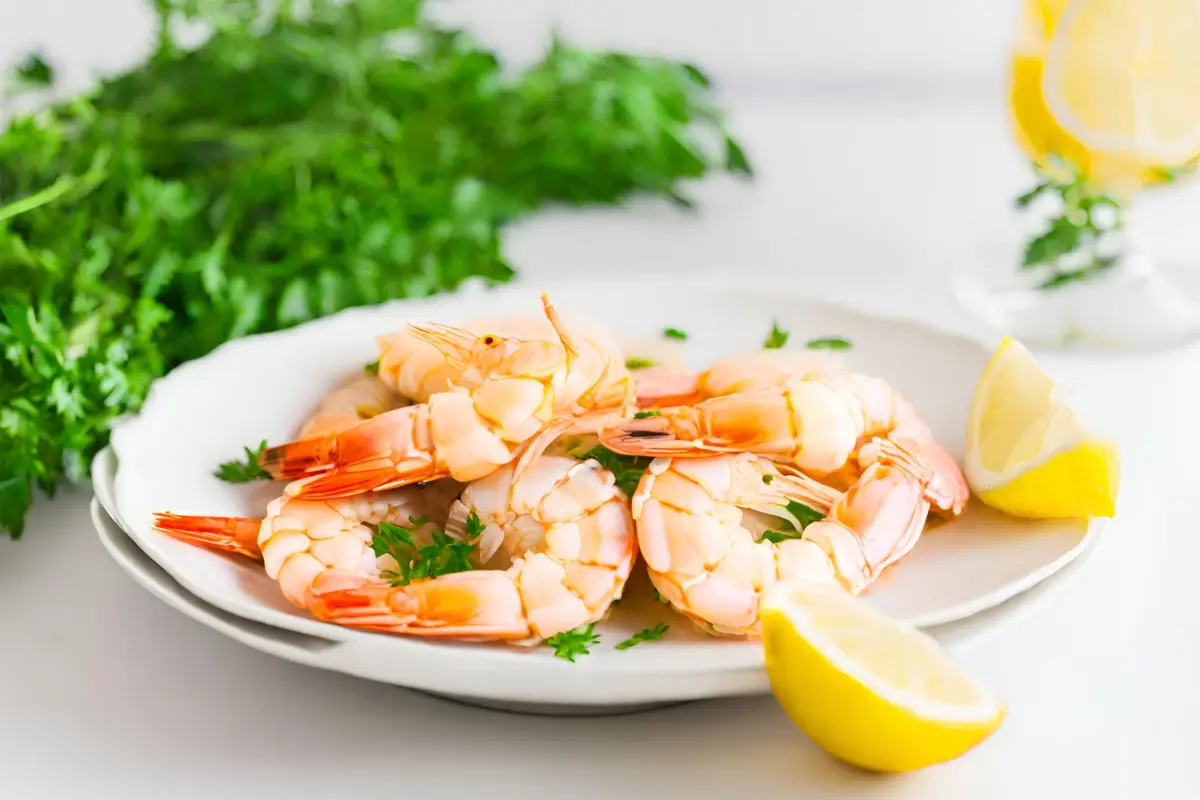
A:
[
  {"left": 762, "top": 583, "right": 1005, "bottom": 773},
  {"left": 965, "top": 335, "right": 1119, "bottom": 519},
  {"left": 1010, "top": 0, "right": 1200, "bottom": 190},
  {"left": 1043, "top": 0, "right": 1200, "bottom": 167}
]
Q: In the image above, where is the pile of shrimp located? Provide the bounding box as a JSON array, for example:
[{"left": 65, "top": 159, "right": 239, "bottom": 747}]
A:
[{"left": 153, "top": 293, "right": 970, "bottom": 646}]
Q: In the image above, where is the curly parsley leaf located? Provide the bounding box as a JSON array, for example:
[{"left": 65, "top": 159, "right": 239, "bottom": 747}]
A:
[
  {"left": 616, "top": 623, "right": 669, "bottom": 650},
  {"left": 213, "top": 440, "right": 273, "bottom": 483},
  {"left": 763, "top": 321, "right": 789, "bottom": 349},
  {"left": 663, "top": 327, "right": 688, "bottom": 340},
  {"left": 546, "top": 624, "right": 600, "bottom": 662}
]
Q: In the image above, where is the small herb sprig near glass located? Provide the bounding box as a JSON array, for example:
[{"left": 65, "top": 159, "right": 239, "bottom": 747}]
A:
[{"left": 1014, "top": 154, "right": 1137, "bottom": 289}]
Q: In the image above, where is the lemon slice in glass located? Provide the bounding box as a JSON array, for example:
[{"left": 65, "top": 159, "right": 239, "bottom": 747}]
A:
[
  {"left": 762, "top": 582, "right": 1006, "bottom": 773},
  {"left": 1042, "top": 0, "right": 1200, "bottom": 167}
]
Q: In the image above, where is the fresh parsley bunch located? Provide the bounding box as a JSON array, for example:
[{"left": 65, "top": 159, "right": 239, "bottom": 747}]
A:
[{"left": 0, "top": 0, "right": 750, "bottom": 537}]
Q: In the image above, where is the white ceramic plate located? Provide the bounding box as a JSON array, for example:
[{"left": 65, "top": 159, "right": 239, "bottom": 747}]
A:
[
  {"left": 106, "top": 281, "right": 1101, "bottom": 709},
  {"left": 90, "top": 457, "right": 1101, "bottom": 714}
]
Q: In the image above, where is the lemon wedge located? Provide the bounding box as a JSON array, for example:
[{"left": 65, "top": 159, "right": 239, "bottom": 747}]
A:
[
  {"left": 965, "top": 335, "right": 1119, "bottom": 518},
  {"left": 1042, "top": 0, "right": 1200, "bottom": 168},
  {"left": 762, "top": 582, "right": 1006, "bottom": 773}
]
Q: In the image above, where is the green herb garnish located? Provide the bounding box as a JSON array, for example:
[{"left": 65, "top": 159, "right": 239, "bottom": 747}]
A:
[
  {"left": 213, "top": 440, "right": 273, "bottom": 483},
  {"left": 759, "top": 499, "right": 823, "bottom": 543},
  {"left": 12, "top": 53, "right": 53, "bottom": 89},
  {"left": 805, "top": 337, "right": 852, "bottom": 350},
  {"left": 364, "top": 359, "right": 380, "bottom": 375},
  {"left": 653, "top": 589, "right": 669, "bottom": 605},
  {"left": 625, "top": 357, "right": 656, "bottom": 369},
  {"left": 633, "top": 410, "right": 661, "bottom": 419},
  {"left": 546, "top": 624, "right": 600, "bottom": 662},
  {"left": 616, "top": 623, "right": 670, "bottom": 650},
  {"left": 758, "top": 530, "right": 803, "bottom": 544},
  {"left": 784, "top": 499, "right": 824, "bottom": 528},
  {"left": 663, "top": 327, "right": 688, "bottom": 340},
  {"left": 0, "top": 0, "right": 749, "bottom": 539},
  {"left": 763, "top": 321, "right": 789, "bottom": 349},
  {"left": 463, "top": 508, "right": 488, "bottom": 540},
  {"left": 372, "top": 514, "right": 478, "bottom": 586},
  {"left": 1015, "top": 154, "right": 1124, "bottom": 289},
  {"left": 576, "top": 445, "right": 652, "bottom": 497}
]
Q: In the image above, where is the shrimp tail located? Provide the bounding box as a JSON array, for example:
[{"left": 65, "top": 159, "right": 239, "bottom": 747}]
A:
[
  {"left": 284, "top": 461, "right": 449, "bottom": 499},
  {"left": 152, "top": 513, "right": 263, "bottom": 561},
  {"left": 259, "top": 436, "right": 335, "bottom": 479},
  {"left": 307, "top": 572, "right": 532, "bottom": 640}
]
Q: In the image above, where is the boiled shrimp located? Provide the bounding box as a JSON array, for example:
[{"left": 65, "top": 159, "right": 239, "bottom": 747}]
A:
[
  {"left": 259, "top": 294, "right": 635, "bottom": 499},
  {"left": 376, "top": 308, "right": 627, "bottom": 406},
  {"left": 600, "top": 371, "right": 969, "bottom": 517},
  {"left": 634, "top": 441, "right": 937, "bottom": 636},
  {"left": 304, "top": 454, "right": 636, "bottom": 643}
]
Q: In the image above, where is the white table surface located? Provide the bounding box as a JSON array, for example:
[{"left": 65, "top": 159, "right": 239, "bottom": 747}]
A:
[{"left": 5, "top": 3, "right": 1200, "bottom": 797}]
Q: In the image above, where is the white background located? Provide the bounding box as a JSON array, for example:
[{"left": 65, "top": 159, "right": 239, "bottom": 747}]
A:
[{"left": 3, "top": 1, "right": 1200, "bottom": 797}]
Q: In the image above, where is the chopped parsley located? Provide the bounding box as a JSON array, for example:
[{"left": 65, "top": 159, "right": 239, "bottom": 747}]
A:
[
  {"left": 805, "top": 337, "right": 852, "bottom": 350},
  {"left": 463, "top": 508, "right": 488, "bottom": 540},
  {"left": 371, "top": 513, "right": 480, "bottom": 587},
  {"left": 653, "top": 588, "right": 669, "bottom": 605},
  {"left": 625, "top": 357, "right": 656, "bottom": 369},
  {"left": 616, "top": 623, "right": 670, "bottom": 650},
  {"left": 633, "top": 410, "right": 662, "bottom": 419},
  {"left": 763, "top": 321, "right": 789, "bottom": 349},
  {"left": 364, "top": 359, "right": 381, "bottom": 374},
  {"left": 758, "top": 499, "right": 824, "bottom": 543},
  {"left": 213, "top": 440, "right": 273, "bottom": 483},
  {"left": 663, "top": 327, "right": 688, "bottom": 340},
  {"left": 546, "top": 624, "right": 600, "bottom": 661}
]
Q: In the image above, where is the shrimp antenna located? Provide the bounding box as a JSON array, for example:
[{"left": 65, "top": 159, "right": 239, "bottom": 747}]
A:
[{"left": 540, "top": 292, "right": 581, "bottom": 360}]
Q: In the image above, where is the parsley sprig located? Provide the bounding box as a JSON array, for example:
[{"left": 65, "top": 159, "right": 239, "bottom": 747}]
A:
[
  {"left": 370, "top": 511, "right": 483, "bottom": 586},
  {"left": 546, "top": 624, "right": 600, "bottom": 661},
  {"left": 616, "top": 623, "right": 670, "bottom": 650},
  {"left": 0, "top": 0, "right": 750, "bottom": 538},
  {"left": 1016, "top": 154, "right": 1125, "bottom": 289},
  {"left": 213, "top": 440, "right": 273, "bottom": 483}
]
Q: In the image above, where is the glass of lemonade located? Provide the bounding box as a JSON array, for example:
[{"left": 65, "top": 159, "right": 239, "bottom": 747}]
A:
[{"left": 955, "top": 0, "right": 1200, "bottom": 351}]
